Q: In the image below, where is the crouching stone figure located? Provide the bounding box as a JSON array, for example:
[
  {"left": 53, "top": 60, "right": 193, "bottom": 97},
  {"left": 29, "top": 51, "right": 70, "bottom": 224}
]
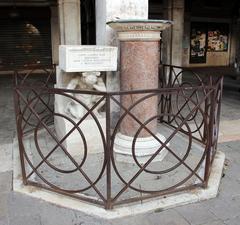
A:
[{"left": 65, "top": 72, "right": 106, "bottom": 119}]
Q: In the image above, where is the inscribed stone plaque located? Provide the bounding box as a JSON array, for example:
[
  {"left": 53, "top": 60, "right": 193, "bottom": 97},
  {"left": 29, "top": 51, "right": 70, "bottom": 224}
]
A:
[{"left": 59, "top": 45, "right": 118, "bottom": 72}]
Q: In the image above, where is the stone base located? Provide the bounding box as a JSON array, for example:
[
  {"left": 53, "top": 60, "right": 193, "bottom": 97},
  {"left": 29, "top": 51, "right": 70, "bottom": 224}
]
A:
[
  {"left": 113, "top": 132, "right": 168, "bottom": 164},
  {"left": 54, "top": 96, "right": 106, "bottom": 156},
  {"left": 13, "top": 137, "right": 226, "bottom": 219}
]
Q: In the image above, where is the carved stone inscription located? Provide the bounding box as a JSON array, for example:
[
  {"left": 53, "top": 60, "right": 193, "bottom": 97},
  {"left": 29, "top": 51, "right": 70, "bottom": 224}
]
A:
[
  {"left": 59, "top": 45, "right": 118, "bottom": 72},
  {"left": 123, "top": 25, "right": 164, "bottom": 30}
]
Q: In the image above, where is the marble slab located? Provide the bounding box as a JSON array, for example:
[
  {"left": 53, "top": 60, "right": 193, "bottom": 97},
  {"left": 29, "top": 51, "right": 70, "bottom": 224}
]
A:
[{"left": 59, "top": 45, "right": 118, "bottom": 72}]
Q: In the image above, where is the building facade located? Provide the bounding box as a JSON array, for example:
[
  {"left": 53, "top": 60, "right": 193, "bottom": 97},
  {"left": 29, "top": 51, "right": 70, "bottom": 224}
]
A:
[{"left": 0, "top": 0, "right": 239, "bottom": 70}]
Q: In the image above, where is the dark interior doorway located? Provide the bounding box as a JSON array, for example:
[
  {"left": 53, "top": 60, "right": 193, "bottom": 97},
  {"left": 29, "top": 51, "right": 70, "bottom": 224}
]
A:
[
  {"left": 81, "top": 0, "right": 96, "bottom": 45},
  {"left": 0, "top": 7, "right": 52, "bottom": 70}
]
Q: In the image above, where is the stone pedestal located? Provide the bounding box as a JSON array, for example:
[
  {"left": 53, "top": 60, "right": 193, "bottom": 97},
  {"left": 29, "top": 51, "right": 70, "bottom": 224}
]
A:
[
  {"left": 54, "top": 45, "right": 117, "bottom": 156},
  {"left": 108, "top": 20, "right": 172, "bottom": 163},
  {"left": 56, "top": 0, "right": 83, "bottom": 154},
  {"left": 54, "top": 91, "right": 106, "bottom": 156}
]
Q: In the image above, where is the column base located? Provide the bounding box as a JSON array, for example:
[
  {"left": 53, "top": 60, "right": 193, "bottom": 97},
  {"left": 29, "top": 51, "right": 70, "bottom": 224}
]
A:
[{"left": 113, "top": 132, "right": 168, "bottom": 164}]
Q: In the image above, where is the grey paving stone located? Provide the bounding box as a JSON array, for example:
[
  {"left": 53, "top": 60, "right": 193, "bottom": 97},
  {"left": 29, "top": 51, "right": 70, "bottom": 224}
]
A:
[
  {"left": 9, "top": 193, "right": 109, "bottom": 225},
  {"left": 40, "top": 205, "right": 111, "bottom": 225},
  {"left": 147, "top": 209, "right": 190, "bottom": 225},
  {"left": 175, "top": 202, "right": 218, "bottom": 225},
  {"left": 201, "top": 220, "right": 225, "bottom": 225},
  {"left": 0, "top": 142, "right": 14, "bottom": 170},
  {"left": 199, "top": 220, "right": 225, "bottom": 225},
  {"left": 218, "top": 175, "right": 240, "bottom": 199},
  {"left": 224, "top": 216, "right": 240, "bottom": 225},
  {"left": 222, "top": 143, "right": 240, "bottom": 159},
  {"left": 0, "top": 217, "right": 9, "bottom": 225},
  {"left": 0, "top": 194, "right": 8, "bottom": 219},
  {"left": 7, "top": 193, "right": 44, "bottom": 218},
  {"left": 111, "top": 213, "right": 151, "bottom": 225},
  {"left": 0, "top": 172, "right": 12, "bottom": 193},
  {"left": 224, "top": 162, "right": 240, "bottom": 182},
  {"left": 111, "top": 209, "right": 191, "bottom": 225},
  {"left": 39, "top": 206, "right": 90, "bottom": 225},
  {"left": 209, "top": 198, "right": 240, "bottom": 221},
  {"left": 9, "top": 215, "right": 41, "bottom": 225},
  {"left": 198, "top": 196, "right": 226, "bottom": 211}
]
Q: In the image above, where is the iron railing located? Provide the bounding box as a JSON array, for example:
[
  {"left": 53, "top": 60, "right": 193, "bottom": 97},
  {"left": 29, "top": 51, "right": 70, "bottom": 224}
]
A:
[{"left": 14, "top": 64, "right": 223, "bottom": 209}]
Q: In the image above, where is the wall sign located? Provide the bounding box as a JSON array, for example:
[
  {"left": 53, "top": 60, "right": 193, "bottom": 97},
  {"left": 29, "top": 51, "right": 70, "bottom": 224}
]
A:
[
  {"left": 190, "top": 22, "right": 229, "bottom": 64},
  {"left": 207, "top": 24, "right": 229, "bottom": 52},
  {"left": 190, "top": 23, "right": 207, "bottom": 64}
]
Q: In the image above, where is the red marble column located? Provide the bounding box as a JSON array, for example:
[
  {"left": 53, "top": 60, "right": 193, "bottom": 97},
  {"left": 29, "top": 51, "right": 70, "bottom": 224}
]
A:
[
  {"left": 120, "top": 41, "right": 160, "bottom": 137},
  {"left": 108, "top": 20, "right": 172, "bottom": 163}
]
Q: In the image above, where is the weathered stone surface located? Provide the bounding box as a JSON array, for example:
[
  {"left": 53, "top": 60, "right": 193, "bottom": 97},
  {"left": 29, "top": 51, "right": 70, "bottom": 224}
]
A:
[
  {"left": 0, "top": 217, "right": 9, "bottom": 225},
  {"left": 209, "top": 199, "right": 240, "bottom": 221},
  {"left": 0, "top": 145, "right": 12, "bottom": 173},
  {"left": 0, "top": 172, "right": 12, "bottom": 193},
  {"left": 147, "top": 210, "right": 190, "bottom": 225},
  {"left": 9, "top": 215, "right": 41, "bottom": 225},
  {"left": 120, "top": 41, "right": 160, "bottom": 137},
  {"left": 59, "top": 45, "right": 118, "bottom": 72},
  {"left": 224, "top": 216, "right": 240, "bottom": 225},
  {"left": 0, "top": 194, "right": 9, "bottom": 220},
  {"left": 200, "top": 220, "right": 225, "bottom": 225},
  {"left": 175, "top": 202, "right": 218, "bottom": 225}
]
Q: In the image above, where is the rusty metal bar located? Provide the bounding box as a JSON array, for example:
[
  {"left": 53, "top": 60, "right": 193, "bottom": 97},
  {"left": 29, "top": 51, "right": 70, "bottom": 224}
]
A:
[
  {"left": 110, "top": 92, "right": 209, "bottom": 202},
  {"left": 204, "top": 85, "right": 216, "bottom": 187},
  {"left": 14, "top": 65, "right": 223, "bottom": 209},
  {"left": 16, "top": 89, "right": 107, "bottom": 202},
  {"left": 14, "top": 88, "right": 27, "bottom": 185},
  {"left": 105, "top": 94, "right": 112, "bottom": 209}
]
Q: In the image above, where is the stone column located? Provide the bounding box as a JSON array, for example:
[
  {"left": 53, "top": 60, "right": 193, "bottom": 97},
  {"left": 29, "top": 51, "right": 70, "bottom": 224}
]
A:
[
  {"left": 162, "top": 0, "right": 184, "bottom": 66},
  {"left": 95, "top": 0, "right": 149, "bottom": 121},
  {"left": 58, "top": 0, "right": 81, "bottom": 45},
  {"left": 57, "top": 0, "right": 81, "bottom": 87},
  {"left": 108, "top": 20, "right": 172, "bottom": 163},
  {"left": 119, "top": 40, "right": 159, "bottom": 137},
  {"left": 96, "top": 0, "right": 149, "bottom": 46},
  {"left": 230, "top": 19, "right": 240, "bottom": 66},
  {"left": 50, "top": 6, "right": 60, "bottom": 64}
]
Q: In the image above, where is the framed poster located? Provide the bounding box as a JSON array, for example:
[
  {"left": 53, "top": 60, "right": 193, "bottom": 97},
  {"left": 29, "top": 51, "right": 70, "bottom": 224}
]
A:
[
  {"left": 190, "top": 23, "right": 207, "bottom": 64},
  {"left": 207, "top": 24, "right": 229, "bottom": 52}
]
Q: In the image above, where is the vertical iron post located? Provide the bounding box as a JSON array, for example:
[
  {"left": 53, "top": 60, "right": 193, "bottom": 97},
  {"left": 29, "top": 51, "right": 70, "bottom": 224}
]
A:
[
  {"left": 105, "top": 93, "right": 112, "bottom": 209},
  {"left": 204, "top": 80, "right": 216, "bottom": 187},
  {"left": 13, "top": 86, "right": 27, "bottom": 185}
]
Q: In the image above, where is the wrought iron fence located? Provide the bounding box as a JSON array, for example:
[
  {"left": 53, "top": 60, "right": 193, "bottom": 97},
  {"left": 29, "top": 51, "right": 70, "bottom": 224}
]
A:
[{"left": 14, "top": 65, "right": 223, "bottom": 209}]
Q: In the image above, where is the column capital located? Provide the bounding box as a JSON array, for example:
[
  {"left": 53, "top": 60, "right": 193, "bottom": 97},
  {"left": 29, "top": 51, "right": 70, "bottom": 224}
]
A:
[
  {"left": 117, "top": 31, "right": 161, "bottom": 41},
  {"left": 58, "top": 0, "right": 80, "bottom": 5},
  {"left": 107, "top": 19, "right": 172, "bottom": 42},
  {"left": 107, "top": 19, "right": 172, "bottom": 32}
]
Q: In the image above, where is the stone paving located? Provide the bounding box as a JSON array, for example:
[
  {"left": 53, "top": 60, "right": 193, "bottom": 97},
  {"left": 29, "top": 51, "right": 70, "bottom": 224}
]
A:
[
  {"left": 0, "top": 75, "right": 240, "bottom": 225},
  {"left": 20, "top": 123, "right": 204, "bottom": 201}
]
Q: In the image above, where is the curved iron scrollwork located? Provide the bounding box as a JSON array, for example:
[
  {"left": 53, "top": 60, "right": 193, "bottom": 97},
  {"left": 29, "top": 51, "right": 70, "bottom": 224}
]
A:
[{"left": 14, "top": 65, "right": 223, "bottom": 209}]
